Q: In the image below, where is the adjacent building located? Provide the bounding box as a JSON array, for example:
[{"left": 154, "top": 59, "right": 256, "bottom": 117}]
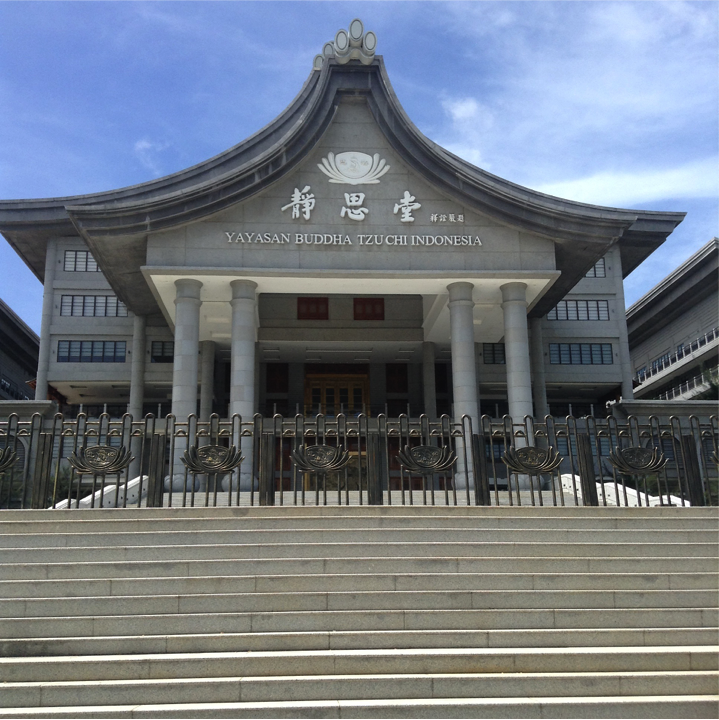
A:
[
  {"left": 0, "top": 20, "right": 685, "bottom": 422},
  {"left": 0, "top": 298, "right": 38, "bottom": 402},
  {"left": 628, "top": 238, "right": 718, "bottom": 402}
]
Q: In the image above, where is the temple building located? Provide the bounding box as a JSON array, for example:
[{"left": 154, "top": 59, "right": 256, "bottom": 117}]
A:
[{"left": 0, "top": 20, "right": 685, "bottom": 424}]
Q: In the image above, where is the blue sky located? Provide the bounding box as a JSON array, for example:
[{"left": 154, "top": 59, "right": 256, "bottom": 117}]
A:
[{"left": 1, "top": 1, "right": 717, "bottom": 333}]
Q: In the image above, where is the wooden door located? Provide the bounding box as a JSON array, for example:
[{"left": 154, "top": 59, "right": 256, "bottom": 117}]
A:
[{"left": 304, "top": 374, "right": 369, "bottom": 415}]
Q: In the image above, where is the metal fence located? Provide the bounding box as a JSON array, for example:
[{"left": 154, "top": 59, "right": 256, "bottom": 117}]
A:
[{"left": 0, "top": 412, "right": 716, "bottom": 509}]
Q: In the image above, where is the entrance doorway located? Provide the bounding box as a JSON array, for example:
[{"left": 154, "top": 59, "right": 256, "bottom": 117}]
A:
[{"left": 304, "top": 371, "right": 369, "bottom": 415}]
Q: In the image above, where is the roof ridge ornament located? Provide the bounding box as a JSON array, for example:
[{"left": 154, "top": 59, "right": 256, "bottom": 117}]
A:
[{"left": 313, "top": 18, "right": 377, "bottom": 70}]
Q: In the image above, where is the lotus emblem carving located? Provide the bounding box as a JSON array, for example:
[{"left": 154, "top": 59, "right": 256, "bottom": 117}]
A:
[
  {"left": 68, "top": 445, "right": 133, "bottom": 474},
  {"left": 396, "top": 444, "right": 456, "bottom": 476},
  {"left": 608, "top": 446, "right": 667, "bottom": 476},
  {"left": 318, "top": 152, "right": 390, "bottom": 185},
  {"left": 0, "top": 447, "right": 19, "bottom": 473},
  {"left": 182, "top": 445, "right": 244, "bottom": 474},
  {"left": 502, "top": 446, "right": 563, "bottom": 474},
  {"left": 291, "top": 444, "right": 351, "bottom": 473}
]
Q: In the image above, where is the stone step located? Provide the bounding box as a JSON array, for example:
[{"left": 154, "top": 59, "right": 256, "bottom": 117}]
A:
[
  {"left": 1, "top": 589, "right": 716, "bottom": 619},
  {"left": 1, "top": 695, "right": 717, "bottom": 719},
  {"left": 2, "top": 670, "right": 717, "bottom": 708},
  {"left": 2, "top": 608, "right": 716, "bottom": 639},
  {"left": 3, "top": 514, "right": 718, "bottom": 533},
  {"left": 3, "top": 555, "right": 715, "bottom": 581},
  {"left": 2, "top": 646, "right": 716, "bottom": 684},
  {"left": 1, "top": 527, "right": 715, "bottom": 548},
  {"left": 6, "top": 506, "right": 716, "bottom": 518},
  {"left": 2, "top": 571, "right": 715, "bottom": 598},
  {"left": 3, "top": 627, "right": 717, "bottom": 658},
  {"left": 3, "top": 541, "right": 716, "bottom": 564}
]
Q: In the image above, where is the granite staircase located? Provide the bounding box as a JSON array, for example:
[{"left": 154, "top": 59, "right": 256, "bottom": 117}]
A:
[{"left": 0, "top": 506, "right": 717, "bottom": 718}]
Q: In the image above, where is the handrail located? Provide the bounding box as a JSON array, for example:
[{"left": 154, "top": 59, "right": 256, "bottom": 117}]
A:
[
  {"left": 655, "top": 371, "right": 713, "bottom": 401},
  {"left": 636, "top": 327, "right": 718, "bottom": 384}
]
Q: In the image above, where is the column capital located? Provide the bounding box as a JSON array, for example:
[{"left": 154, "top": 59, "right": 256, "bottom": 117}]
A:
[
  {"left": 174, "top": 278, "right": 203, "bottom": 300},
  {"left": 500, "top": 281, "right": 527, "bottom": 305},
  {"left": 447, "top": 281, "right": 474, "bottom": 305},
  {"left": 231, "top": 279, "right": 258, "bottom": 301}
]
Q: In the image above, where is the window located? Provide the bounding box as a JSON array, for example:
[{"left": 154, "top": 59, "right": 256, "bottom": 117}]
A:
[
  {"left": 651, "top": 353, "right": 672, "bottom": 372},
  {"left": 636, "top": 366, "right": 647, "bottom": 381},
  {"left": 297, "top": 297, "right": 328, "bottom": 320},
  {"left": 60, "top": 295, "right": 128, "bottom": 317},
  {"left": 547, "top": 299, "right": 609, "bottom": 321},
  {"left": 549, "top": 343, "right": 613, "bottom": 365},
  {"left": 151, "top": 341, "right": 174, "bottom": 363},
  {"left": 483, "top": 343, "right": 506, "bottom": 364},
  {"left": 57, "top": 340, "right": 126, "bottom": 363},
  {"left": 354, "top": 297, "right": 384, "bottom": 321},
  {"left": 63, "top": 250, "right": 101, "bottom": 272},
  {"left": 585, "top": 258, "right": 606, "bottom": 278}
]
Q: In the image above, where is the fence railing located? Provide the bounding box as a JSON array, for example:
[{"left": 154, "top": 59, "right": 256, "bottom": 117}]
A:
[{"left": 1, "top": 413, "right": 716, "bottom": 510}]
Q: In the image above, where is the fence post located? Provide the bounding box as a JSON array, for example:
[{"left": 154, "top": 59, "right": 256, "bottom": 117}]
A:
[
  {"left": 30, "top": 434, "right": 54, "bottom": 509},
  {"left": 576, "top": 433, "right": 599, "bottom": 506},
  {"left": 145, "top": 433, "right": 166, "bottom": 508},
  {"left": 258, "top": 431, "right": 276, "bottom": 506},
  {"left": 367, "top": 431, "right": 383, "bottom": 505},
  {"left": 680, "top": 435, "right": 705, "bottom": 506},
  {"left": 472, "top": 434, "right": 491, "bottom": 506}
]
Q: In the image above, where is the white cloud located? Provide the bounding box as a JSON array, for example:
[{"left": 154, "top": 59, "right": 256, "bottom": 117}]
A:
[
  {"left": 133, "top": 138, "right": 170, "bottom": 178},
  {"left": 533, "top": 157, "right": 718, "bottom": 207}
]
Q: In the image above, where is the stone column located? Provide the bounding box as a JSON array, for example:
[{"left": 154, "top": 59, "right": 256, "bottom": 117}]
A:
[
  {"left": 422, "top": 341, "right": 437, "bottom": 419},
  {"left": 35, "top": 238, "right": 58, "bottom": 401},
  {"left": 447, "top": 282, "right": 479, "bottom": 426},
  {"left": 474, "top": 341, "right": 482, "bottom": 418},
  {"left": 171, "top": 279, "right": 202, "bottom": 418},
  {"left": 199, "top": 340, "right": 216, "bottom": 421},
  {"left": 501, "top": 282, "right": 533, "bottom": 420},
  {"left": 612, "top": 249, "right": 634, "bottom": 399},
  {"left": 229, "top": 280, "right": 258, "bottom": 418},
  {"left": 529, "top": 317, "right": 549, "bottom": 417},
  {"left": 128, "top": 314, "right": 146, "bottom": 419}
]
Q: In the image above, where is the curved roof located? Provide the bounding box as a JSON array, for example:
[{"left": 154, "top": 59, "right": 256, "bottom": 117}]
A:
[{"left": 0, "top": 55, "right": 684, "bottom": 316}]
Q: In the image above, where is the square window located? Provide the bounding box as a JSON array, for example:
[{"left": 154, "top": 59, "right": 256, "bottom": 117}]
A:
[
  {"left": 354, "top": 297, "right": 384, "bottom": 321},
  {"left": 298, "top": 297, "right": 328, "bottom": 320}
]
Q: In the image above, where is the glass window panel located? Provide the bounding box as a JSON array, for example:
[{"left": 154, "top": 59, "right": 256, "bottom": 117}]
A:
[
  {"left": 602, "top": 344, "right": 613, "bottom": 364},
  {"left": 549, "top": 344, "right": 560, "bottom": 364},
  {"left": 86, "top": 255, "right": 98, "bottom": 272},
  {"left": 57, "top": 341, "right": 69, "bottom": 361},
  {"left": 63, "top": 251, "right": 76, "bottom": 272},
  {"left": 560, "top": 344, "right": 571, "bottom": 364}
]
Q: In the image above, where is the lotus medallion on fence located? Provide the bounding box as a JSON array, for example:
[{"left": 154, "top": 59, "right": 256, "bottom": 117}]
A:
[
  {"left": 396, "top": 445, "right": 456, "bottom": 476},
  {"left": 291, "top": 444, "right": 351, "bottom": 474},
  {"left": 68, "top": 446, "right": 134, "bottom": 475},
  {"left": 502, "top": 446, "right": 563, "bottom": 474},
  {"left": 182, "top": 445, "right": 244, "bottom": 475},
  {"left": 608, "top": 447, "right": 667, "bottom": 476},
  {"left": 0, "top": 447, "right": 18, "bottom": 473}
]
